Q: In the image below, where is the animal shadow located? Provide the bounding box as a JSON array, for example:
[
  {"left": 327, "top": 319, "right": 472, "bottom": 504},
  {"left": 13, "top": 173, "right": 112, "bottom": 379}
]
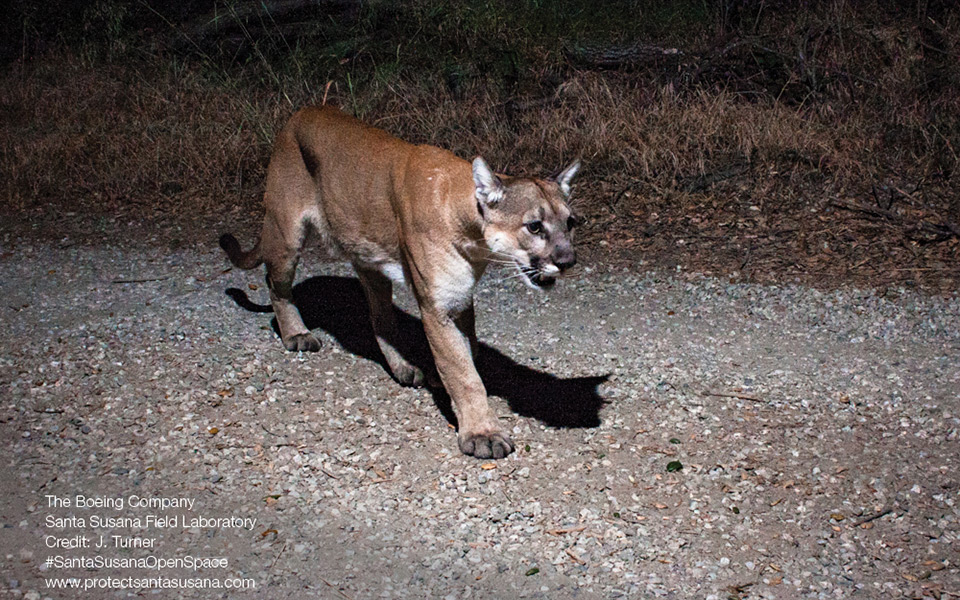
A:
[{"left": 225, "top": 275, "right": 608, "bottom": 429}]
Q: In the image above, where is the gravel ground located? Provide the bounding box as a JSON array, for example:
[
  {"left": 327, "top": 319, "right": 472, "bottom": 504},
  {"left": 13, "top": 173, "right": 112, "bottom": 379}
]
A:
[{"left": 1, "top": 226, "right": 958, "bottom": 600}]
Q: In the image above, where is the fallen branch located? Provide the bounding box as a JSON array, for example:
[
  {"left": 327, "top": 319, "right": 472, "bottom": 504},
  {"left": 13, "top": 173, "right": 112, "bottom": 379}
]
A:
[
  {"left": 831, "top": 198, "right": 900, "bottom": 221},
  {"left": 830, "top": 199, "right": 959, "bottom": 242},
  {"left": 908, "top": 220, "right": 960, "bottom": 241}
]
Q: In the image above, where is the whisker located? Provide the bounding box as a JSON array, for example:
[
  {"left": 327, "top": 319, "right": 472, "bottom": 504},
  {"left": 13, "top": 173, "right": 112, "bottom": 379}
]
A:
[
  {"left": 485, "top": 249, "right": 517, "bottom": 261},
  {"left": 501, "top": 270, "right": 533, "bottom": 281}
]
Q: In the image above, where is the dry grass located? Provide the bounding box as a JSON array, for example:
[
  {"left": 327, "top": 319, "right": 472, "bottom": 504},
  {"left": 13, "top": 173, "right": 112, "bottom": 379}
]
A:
[
  {"left": 0, "top": 53, "right": 951, "bottom": 211},
  {"left": 2, "top": 18, "right": 953, "bottom": 215},
  {"left": 1, "top": 57, "right": 283, "bottom": 213}
]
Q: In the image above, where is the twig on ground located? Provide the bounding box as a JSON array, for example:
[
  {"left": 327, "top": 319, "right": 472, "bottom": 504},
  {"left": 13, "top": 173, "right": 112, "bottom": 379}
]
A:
[
  {"left": 270, "top": 542, "right": 286, "bottom": 569},
  {"left": 851, "top": 507, "right": 895, "bottom": 528},
  {"left": 545, "top": 526, "right": 586, "bottom": 535},
  {"left": 37, "top": 476, "right": 58, "bottom": 492},
  {"left": 832, "top": 198, "right": 900, "bottom": 221},
  {"left": 260, "top": 424, "right": 285, "bottom": 437},
  {"left": 703, "top": 390, "right": 764, "bottom": 402},
  {"left": 739, "top": 247, "right": 752, "bottom": 272},
  {"left": 359, "top": 478, "right": 394, "bottom": 486},
  {"left": 319, "top": 577, "right": 354, "bottom": 600},
  {"left": 637, "top": 445, "right": 678, "bottom": 456}
]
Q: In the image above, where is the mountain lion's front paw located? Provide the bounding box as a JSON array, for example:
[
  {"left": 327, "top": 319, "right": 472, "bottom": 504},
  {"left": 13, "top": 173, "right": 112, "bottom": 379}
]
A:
[{"left": 458, "top": 431, "right": 515, "bottom": 459}]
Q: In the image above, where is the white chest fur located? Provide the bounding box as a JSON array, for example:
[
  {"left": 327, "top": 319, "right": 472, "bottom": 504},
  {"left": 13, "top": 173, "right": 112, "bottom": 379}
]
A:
[{"left": 430, "top": 255, "right": 480, "bottom": 315}]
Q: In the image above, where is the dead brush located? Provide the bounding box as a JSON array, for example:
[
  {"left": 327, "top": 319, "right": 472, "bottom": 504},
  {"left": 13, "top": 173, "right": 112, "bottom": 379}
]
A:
[
  {"left": 0, "top": 56, "right": 888, "bottom": 221},
  {"left": 0, "top": 54, "right": 284, "bottom": 214},
  {"left": 505, "top": 74, "right": 874, "bottom": 195}
]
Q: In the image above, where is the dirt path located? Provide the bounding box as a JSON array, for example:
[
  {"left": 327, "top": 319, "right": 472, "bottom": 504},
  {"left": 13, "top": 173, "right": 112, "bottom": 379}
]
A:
[{"left": 1, "top": 218, "right": 958, "bottom": 599}]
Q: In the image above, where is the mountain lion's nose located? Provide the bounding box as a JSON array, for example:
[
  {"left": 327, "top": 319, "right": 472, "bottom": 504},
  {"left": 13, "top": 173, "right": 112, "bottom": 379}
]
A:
[{"left": 553, "top": 245, "right": 576, "bottom": 271}]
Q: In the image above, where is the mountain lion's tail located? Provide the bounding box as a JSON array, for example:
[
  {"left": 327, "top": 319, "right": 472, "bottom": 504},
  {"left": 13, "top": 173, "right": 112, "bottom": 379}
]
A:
[{"left": 219, "top": 234, "right": 263, "bottom": 270}]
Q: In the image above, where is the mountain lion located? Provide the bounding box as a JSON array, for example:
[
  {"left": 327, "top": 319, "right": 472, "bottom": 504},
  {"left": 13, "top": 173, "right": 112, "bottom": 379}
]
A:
[{"left": 220, "top": 106, "right": 580, "bottom": 459}]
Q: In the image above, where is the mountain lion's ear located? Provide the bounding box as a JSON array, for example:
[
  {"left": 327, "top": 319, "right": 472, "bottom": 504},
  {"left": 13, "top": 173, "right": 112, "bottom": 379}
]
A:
[
  {"left": 554, "top": 160, "right": 581, "bottom": 197},
  {"left": 472, "top": 157, "right": 504, "bottom": 207}
]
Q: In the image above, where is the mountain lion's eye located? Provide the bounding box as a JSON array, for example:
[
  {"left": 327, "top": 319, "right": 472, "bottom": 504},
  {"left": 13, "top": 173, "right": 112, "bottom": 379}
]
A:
[{"left": 526, "top": 221, "right": 543, "bottom": 235}]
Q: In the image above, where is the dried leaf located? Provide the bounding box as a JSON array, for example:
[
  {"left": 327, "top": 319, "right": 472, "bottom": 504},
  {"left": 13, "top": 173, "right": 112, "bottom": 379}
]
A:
[{"left": 923, "top": 561, "right": 945, "bottom": 571}]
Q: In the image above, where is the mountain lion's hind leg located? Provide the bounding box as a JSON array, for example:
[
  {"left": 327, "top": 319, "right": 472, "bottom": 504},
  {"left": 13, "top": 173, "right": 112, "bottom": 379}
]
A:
[
  {"left": 262, "top": 215, "right": 320, "bottom": 352},
  {"left": 354, "top": 265, "right": 426, "bottom": 387}
]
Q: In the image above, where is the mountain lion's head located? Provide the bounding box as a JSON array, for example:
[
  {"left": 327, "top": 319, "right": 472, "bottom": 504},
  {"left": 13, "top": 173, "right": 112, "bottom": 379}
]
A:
[{"left": 473, "top": 157, "right": 580, "bottom": 289}]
